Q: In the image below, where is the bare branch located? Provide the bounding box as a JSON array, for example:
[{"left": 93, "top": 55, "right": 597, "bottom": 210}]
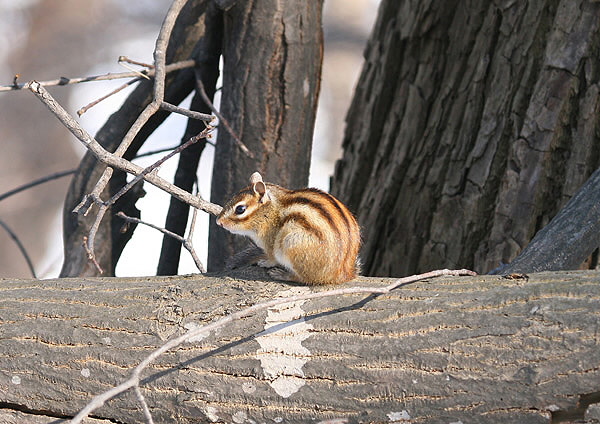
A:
[
  {"left": 134, "top": 386, "right": 154, "bottom": 424},
  {"left": 0, "top": 60, "right": 195, "bottom": 92},
  {"left": 160, "top": 101, "right": 213, "bottom": 121},
  {"left": 118, "top": 56, "right": 154, "bottom": 69},
  {"left": 77, "top": 80, "right": 134, "bottom": 116},
  {"left": 69, "top": 268, "right": 477, "bottom": 423},
  {"left": 81, "top": 0, "right": 193, "bottom": 219},
  {"left": 117, "top": 211, "right": 206, "bottom": 273},
  {"left": 0, "top": 219, "right": 36, "bottom": 278},
  {"left": 0, "top": 169, "right": 76, "bottom": 202},
  {"left": 25, "top": 82, "right": 221, "bottom": 212},
  {"left": 22, "top": 0, "right": 220, "bottom": 273},
  {"left": 194, "top": 69, "right": 253, "bottom": 158},
  {"left": 79, "top": 125, "right": 213, "bottom": 271}
]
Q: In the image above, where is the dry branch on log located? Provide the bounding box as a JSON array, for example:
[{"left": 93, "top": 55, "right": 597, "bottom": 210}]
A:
[
  {"left": 1, "top": 269, "right": 599, "bottom": 423},
  {"left": 497, "top": 166, "right": 600, "bottom": 274}
]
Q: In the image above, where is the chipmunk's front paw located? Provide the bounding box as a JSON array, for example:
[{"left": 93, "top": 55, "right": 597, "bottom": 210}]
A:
[{"left": 257, "top": 258, "right": 278, "bottom": 268}]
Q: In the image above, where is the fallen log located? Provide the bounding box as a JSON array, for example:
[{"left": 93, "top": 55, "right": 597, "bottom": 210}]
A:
[{"left": 1, "top": 268, "right": 599, "bottom": 423}]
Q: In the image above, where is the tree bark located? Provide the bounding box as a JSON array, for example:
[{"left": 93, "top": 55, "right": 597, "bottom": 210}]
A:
[
  {"left": 332, "top": 0, "right": 600, "bottom": 277},
  {"left": 60, "top": 0, "right": 211, "bottom": 278},
  {"left": 1, "top": 270, "right": 599, "bottom": 423},
  {"left": 207, "top": 0, "right": 324, "bottom": 271}
]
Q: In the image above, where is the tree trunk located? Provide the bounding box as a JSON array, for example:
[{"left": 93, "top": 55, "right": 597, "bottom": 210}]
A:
[
  {"left": 60, "top": 0, "right": 210, "bottom": 277},
  {"left": 157, "top": 3, "right": 223, "bottom": 276},
  {"left": 332, "top": 0, "right": 600, "bottom": 277},
  {"left": 207, "top": 0, "right": 324, "bottom": 271},
  {"left": 1, "top": 270, "right": 599, "bottom": 423}
]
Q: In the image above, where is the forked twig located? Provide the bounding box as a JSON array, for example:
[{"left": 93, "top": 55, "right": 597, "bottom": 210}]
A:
[
  {"left": 69, "top": 268, "right": 477, "bottom": 423},
  {"left": 26, "top": 81, "right": 222, "bottom": 272},
  {"left": 117, "top": 210, "right": 205, "bottom": 273},
  {"left": 74, "top": 0, "right": 194, "bottom": 222}
]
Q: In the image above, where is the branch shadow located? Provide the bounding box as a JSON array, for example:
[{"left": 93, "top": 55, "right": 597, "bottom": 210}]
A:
[{"left": 140, "top": 290, "right": 385, "bottom": 387}]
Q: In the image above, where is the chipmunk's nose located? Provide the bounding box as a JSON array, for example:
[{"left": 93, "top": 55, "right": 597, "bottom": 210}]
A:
[{"left": 216, "top": 217, "right": 223, "bottom": 227}]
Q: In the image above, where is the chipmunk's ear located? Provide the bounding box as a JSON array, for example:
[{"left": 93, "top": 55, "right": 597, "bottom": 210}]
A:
[
  {"left": 252, "top": 179, "right": 270, "bottom": 203},
  {"left": 250, "top": 172, "right": 263, "bottom": 184},
  {"left": 250, "top": 172, "right": 270, "bottom": 202}
]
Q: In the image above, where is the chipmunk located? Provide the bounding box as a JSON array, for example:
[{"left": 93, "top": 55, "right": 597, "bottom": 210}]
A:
[{"left": 216, "top": 172, "right": 361, "bottom": 285}]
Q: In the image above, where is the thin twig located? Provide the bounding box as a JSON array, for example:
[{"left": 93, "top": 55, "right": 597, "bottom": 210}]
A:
[
  {"left": 69, "top": 268, "right": 477, "bottom": 423},
  {"left": 77, "top": 80, "right": 134, "bottom": 116},
  {"left": 160, "top": 101, "right": 214, "bottom": 122},
  {"left": 133, "top": 140, "right": 215, "bottom": 160},
  {"left": 134, "top": 386, "right": 154, "bottom": 424},
  {"left": 119, "top": 56, "right": 154, "bottom": 69},
  {"left": 186, "top": 206, "right": 204, "bottom": 272},
  {"left": 118, "top": 63, "right": 152, "bottom": 81},
  {"left": 0, "top": 219, "right": 36, "bottom": 278},
  {"left": 0, "top": 60, "right": 195, "bottom": 92},
  {"left": 117, "top": 211, "right": 205, "bottom": 273},
  {"left": 0, "top": 169, "right": 76, "bottom": 202},
  {"left": 194, "top": 69, "right": 253, "bottom": 158}
]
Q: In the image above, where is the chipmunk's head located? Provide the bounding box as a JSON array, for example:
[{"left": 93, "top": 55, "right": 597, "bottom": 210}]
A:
[{"left": 216, "top": 172, "right": 274, "bottom": 244}]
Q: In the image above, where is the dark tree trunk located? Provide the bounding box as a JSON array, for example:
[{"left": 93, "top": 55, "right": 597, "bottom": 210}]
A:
[
  {"left": 157, "top": 3, "right": 223, "bottom": 276},
  {"left": 332, "top": 0, "right": 600, "bottom": 277},
  {"left": 60, "top": 0, "right": 212, "bottom": 277},
  {"left": 207, "top": 0, "right": 324, "bottom": 271}
]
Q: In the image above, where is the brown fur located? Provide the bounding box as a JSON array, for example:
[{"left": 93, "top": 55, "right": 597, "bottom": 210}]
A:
[{"left": 216, "top": 173, "right": 361, "bottom": 285}]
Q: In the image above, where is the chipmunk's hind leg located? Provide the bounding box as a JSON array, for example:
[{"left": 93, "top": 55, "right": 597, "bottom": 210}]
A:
[{"left": 267, "top": 266, "right": 302, "bottom": 283}]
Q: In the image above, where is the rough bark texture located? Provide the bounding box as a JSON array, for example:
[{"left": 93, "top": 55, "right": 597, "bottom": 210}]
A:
[
  {"left": 207, "top": 0, "right": 324, "bottom": 271},
  {"left": 1, "top": 270, "right": 600, "bottom": 423},
  {"left": 332, "top": 0, "right": 600, "bottom": 277},
  {"left": 60, "top": 0, "right": 210, "bottom": 278}
]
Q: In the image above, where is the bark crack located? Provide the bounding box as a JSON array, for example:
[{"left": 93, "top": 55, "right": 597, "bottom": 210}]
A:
[{"left": 0, "top": 401, "right": 122, "bottom": 423}]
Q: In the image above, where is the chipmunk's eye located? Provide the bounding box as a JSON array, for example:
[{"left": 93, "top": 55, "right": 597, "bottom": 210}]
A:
[{"left": 234, "top": 204, "right": 247, "bottom": 215}]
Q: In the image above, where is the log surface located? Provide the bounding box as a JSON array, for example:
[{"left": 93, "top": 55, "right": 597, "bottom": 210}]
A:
[{"left": 1, "top": 269, "right": 599, "bottom": 423}]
